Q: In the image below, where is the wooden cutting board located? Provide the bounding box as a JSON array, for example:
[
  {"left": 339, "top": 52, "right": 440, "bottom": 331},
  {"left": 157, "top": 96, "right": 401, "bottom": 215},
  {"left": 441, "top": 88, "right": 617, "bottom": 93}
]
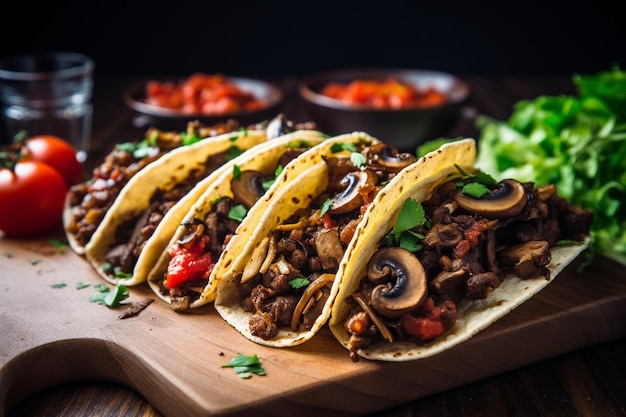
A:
[{"left": 1, "top": 231, "right": 625, "bottom": 417}]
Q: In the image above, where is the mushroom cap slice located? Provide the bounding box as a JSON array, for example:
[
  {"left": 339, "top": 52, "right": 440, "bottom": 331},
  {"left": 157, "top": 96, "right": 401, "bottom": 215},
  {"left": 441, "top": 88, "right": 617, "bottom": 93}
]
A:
[
  {"left": 453, "top": 179, "right": 528, "bottom": 218},
  {"left": 367, "top": 247, "right": 428, "bottom": 318},
  {"left": 329, "top": 169, "right": 378, "bottom": 215},
  {"left": 367, "top": 143, "right": 417, "bottom": 172},
  {"left": 230, "top": 170, "right": 266, "bottom": 210}
]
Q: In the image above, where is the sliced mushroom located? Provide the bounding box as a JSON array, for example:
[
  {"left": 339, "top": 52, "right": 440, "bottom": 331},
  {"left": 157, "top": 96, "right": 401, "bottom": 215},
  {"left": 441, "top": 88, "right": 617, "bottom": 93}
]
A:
[
  {"left": 453, "top": 179, "right": 528, "bottom": 218},
  {"left": 177, "top": 218, "right": 205, "bottom": 246},
  {"left": 497, "top": 240, "right": 551, "bottom": 279},
  {"left": 265, "top": 113, "right": 293, "bottom": 140},
  {"left": 314, "top": 228, "right": 345, "bottom": 271},
  {"left": 329, "top": 169, "right": 378, "bottom": 214},
  {"left": 290, "top": 273, "right": 335, "bottom": 331},
  {"left": 429, "top": 268, "right": 467, "bottom": 301},
  {"left": 241, "top": 235, "right": 270, "bottom": 283},
  {"left": 367, "top": 143, "right": 416, "bottom": 172},
  {"left": 367, "top": 247, "right": 428, "bottom": 318},
  {"left": 231, "top": 170, "right": 266, "bottom": 210}
]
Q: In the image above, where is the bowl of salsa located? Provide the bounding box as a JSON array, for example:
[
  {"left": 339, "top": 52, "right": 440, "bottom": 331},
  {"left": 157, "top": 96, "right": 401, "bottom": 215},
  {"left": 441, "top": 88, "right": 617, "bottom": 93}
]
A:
[
  {"left": 299, "top": 68, "right": 470, "bottom": 152},
  {"left": 125, "top": 73, "right": 284, "bottom": 130}
]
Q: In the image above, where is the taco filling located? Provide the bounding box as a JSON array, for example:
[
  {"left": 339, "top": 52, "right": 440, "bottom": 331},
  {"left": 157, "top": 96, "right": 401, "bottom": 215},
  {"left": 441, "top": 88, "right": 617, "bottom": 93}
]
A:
[
  {"left": 100, "top": 146, "right": 237, "bottom": 280},
  {"left": 234, "top": 142, "right": 418, "bottom": 340},
  {"left": 160, "top": 146, "right": 314, "bottom": 311},
  {"left": 342, "top": 170, "right": 593, "bottom": 361},
  {"left": 66, "top": 119, "right": 243, "bottom": 249}
]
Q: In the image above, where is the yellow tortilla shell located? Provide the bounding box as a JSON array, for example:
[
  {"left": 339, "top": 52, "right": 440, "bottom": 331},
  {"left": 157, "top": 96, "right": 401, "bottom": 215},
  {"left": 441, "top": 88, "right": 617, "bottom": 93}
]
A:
[
  {"left": 146, "top": 130, "right": 328, "bottom": 308},
  {"left": 84, "top": 129, "right": 271, "bottom": 285},
  {"left": 214, "top": 131, "right": 385, "bottom": 347},
  {"left": 328, "top": 138, "right": 590, "bottom": 361}
]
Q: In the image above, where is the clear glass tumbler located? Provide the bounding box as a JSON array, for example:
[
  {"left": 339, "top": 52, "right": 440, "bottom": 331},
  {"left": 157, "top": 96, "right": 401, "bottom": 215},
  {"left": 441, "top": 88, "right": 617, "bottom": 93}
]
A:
[{"left": 0, "top": 52, "right": 94, "bottom": 162}]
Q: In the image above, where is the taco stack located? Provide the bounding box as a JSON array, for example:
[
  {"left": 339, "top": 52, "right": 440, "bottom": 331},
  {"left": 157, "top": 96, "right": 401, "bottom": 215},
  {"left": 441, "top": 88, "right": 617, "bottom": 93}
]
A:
[
  {"left": 214, "top": 131, "right": 428, "bottom": 347},
  {"left": 146, "top": 130, "right": 328, "bottom": 310},
  {"left": 64, "top": 119, "right": 248, "bottom": 255},
  {"left": 84, "top": 126, "right": 322, "bottom": 287},
  {"left": 328, "top": 138, "right": 593, "bottom": 361}
]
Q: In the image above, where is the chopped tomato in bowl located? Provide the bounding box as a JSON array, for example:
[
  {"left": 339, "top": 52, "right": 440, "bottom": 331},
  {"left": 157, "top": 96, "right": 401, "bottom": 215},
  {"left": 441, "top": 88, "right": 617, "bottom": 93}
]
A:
[
  {"left": 299, "top": 68, "right": 470, "bottom": 152},
  {"left": 124, "top": 73, "right": 284, "bottom": 130}
]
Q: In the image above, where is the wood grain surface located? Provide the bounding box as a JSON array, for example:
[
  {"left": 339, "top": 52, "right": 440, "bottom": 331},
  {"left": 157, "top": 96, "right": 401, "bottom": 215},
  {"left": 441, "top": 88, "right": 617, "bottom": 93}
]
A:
[{"left": 1, "top": 228, "right": 625, "bottom": 417}]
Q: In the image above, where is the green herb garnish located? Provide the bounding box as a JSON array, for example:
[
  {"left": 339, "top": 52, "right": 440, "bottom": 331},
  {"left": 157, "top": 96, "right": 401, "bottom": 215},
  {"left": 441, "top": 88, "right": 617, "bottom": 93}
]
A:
[
  {"left": 226, "top": 145, "right": 244, "bottom": 161},
  {"left": 350, "top": 152, "right": 367, "bottom": 168},
  {"left": 330, "top": 142, "right": 357, "bottom": 153},
  {"left": 288, "top": 277, "right": 310, "bottom": 289},
  {"left": 319, "top": 198, "right": 333, "bottom": 217},
  {"left": 228, "top": 204, "right": 247, "bottom": 222},
  {"left": 382, "top": 198, "right": 427, "bottom": 251},
  {"left": 221, "top": 354, "right": 266, "bottom": 379},
  {"left": 262, "top": 165, "right": 284, "bottom": 191},
  {"left": 232, "top": 164, "right": 242, "bottom": 180},
  {"left": 51, "top": 282, "right": 67, "bottom": 289},
  {"left": 89, "top": 284, "right": 129, "bottom": 308}
]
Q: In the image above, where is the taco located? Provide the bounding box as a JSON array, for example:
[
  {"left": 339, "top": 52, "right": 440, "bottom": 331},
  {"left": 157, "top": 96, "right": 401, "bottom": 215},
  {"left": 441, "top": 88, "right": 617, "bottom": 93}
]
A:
[
  {"left": 146, "top": 130, "right": 328, "bottom": 310},
  {"left": 64, "top": 119, "right": 247, "bottom": 255},
  {"left": 64, "top": 114, "right": 317, "bottom": 256},
  {"left": 213, "top": 131, "right": 426, "bottom": 347},
  {"left": 328, "top": 138, "right": 593, "bottom": 361}
]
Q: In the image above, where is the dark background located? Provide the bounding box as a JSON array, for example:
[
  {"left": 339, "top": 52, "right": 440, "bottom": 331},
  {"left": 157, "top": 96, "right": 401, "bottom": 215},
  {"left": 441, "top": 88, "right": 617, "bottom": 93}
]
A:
[{"left": 2, "top": 0, "right": 624, "bottom": 78}]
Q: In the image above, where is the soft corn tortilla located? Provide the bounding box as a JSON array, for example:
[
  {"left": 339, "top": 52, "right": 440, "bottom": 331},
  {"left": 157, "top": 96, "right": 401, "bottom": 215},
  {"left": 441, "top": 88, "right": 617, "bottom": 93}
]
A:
[
  {"left": 328, "top": 138, "right": 589, "bottom": 361},
  {"left": 146, "top": 130, "right": 328, "bottom": 308},
  {"left": 214, "top": 131, "right": 397, "bottom": 348},
  {"left": 83, "top": 129, "right": 272, "bottom": 285}
]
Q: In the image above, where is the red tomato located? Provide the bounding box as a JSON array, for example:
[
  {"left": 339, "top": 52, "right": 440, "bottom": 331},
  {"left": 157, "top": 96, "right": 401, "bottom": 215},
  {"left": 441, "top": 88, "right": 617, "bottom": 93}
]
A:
[
  {"left": 23, "top": 135, "right": 83, "bottom": 187},
  {"left": 0, "top": 161, "right": 68, "bottom": 238},
  {"left": 165, "top": 237, "right": 214, "bottom": 289}
]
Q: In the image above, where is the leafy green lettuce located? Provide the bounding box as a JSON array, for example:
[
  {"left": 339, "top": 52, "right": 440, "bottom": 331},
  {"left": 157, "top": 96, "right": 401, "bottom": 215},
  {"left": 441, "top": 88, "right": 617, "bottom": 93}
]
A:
[{"left": 474, "top": 66, "right": 626, "bottom": 265}]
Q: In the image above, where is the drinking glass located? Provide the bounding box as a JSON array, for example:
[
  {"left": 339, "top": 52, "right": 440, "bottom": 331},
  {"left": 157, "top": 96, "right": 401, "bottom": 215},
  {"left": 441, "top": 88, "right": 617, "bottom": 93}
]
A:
[{"left": 0, "top": 51, "right": 94, "bottom": 162}]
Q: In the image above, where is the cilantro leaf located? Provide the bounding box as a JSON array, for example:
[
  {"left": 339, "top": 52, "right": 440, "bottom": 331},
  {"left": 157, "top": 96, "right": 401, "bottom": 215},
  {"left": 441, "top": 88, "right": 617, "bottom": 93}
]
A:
[
  {"left": 90, "top": 284, "right": 129, "bottom": 308},
  {"left": 222, "top": 354, "right": 266, "bottom": 379},
  {"left": 330, "top": 142, "right": 357, "bottom": 153},
  {"left": 350, "top": 152, "right": 367, "bottom": 168},
  {"left": 319, "top": 198, "right": 333, "bottom": 217},
  {"left": 288, "top": 277, "right": 310, "bottom": 289},
  {"left": 232, "top": 164, "right": 242, "bottom": 180},
  {"left": 461, "top": 182, "right": 491, "bottom": 198},
  {"left": 228, "top": 204, "right": 247, "bottom": 222},
  {"left": 383, "top": 198, "right": 427, "bottom": 250}
]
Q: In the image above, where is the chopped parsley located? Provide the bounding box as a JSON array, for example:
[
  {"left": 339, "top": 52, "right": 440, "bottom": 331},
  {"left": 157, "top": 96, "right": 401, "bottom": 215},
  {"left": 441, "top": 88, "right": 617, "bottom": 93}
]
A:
[
  {"left": 233, "top": 164, "right": 242, "bottom": 180},
  {"left": 89, "top": 283, "right": 129, "bottom": 308},
  {"left": 228, "top": 204, "right": 247, "bottom": 222},
  {"left": 288, "top": 277, "right": 310, "bottom": 289},
  {"left": 382, "top": 198, "right": 427, "bottom": 252},
  {"left": 222, "top": 354, "right": 266, "bottom": 379},
  {"left": 319, "top": 198, "right": 333, "bottom": 217},
  {"left": 350, "top": 152, "right": 367, "bottom": 168}
]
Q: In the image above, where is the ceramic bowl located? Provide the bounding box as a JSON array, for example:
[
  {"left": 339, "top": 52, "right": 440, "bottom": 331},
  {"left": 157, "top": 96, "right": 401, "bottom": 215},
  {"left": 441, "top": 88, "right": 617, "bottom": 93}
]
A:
[
  {"left": 124, "top": 75, "right": 284, "bottom": 131},
  {"left": 298, "top": 68, "right": 470, "bottom": 152}
]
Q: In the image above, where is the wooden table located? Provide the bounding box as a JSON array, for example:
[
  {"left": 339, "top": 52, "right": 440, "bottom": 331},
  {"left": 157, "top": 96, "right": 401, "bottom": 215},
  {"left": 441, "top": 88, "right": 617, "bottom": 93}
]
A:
[{"left": 3, "top": 73, "right": 626, "bottom": 417}]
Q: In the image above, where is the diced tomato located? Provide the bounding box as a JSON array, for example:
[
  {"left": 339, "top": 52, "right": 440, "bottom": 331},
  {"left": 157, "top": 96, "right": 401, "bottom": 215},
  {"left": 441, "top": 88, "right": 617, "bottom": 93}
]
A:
[
  {"left": 320, "top": 78, "right": 447, "bottom": 109},
  {"left": 401, "top": 315, "right": 445, "bottom": 340},
  {"left": 321, "top": 213, "right": 336, "bottom": 229},
  {"left": 165, "top": 237, "right": 214, "bottom": 289},
  {"left": 399, "top": 297, "right": 456, "bottom": 340},
  {"left": 143, "top": 72, "right": 265, "bottom": 115}
]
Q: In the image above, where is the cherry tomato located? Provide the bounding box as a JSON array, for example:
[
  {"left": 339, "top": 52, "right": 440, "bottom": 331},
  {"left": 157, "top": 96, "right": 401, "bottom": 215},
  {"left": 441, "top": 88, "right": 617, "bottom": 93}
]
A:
[
  {"left": 23, "top": 135, "right": 83, "bottom": 187},
  {"left": 0, "top": 161, "right": 68, "bottom": 238}
]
